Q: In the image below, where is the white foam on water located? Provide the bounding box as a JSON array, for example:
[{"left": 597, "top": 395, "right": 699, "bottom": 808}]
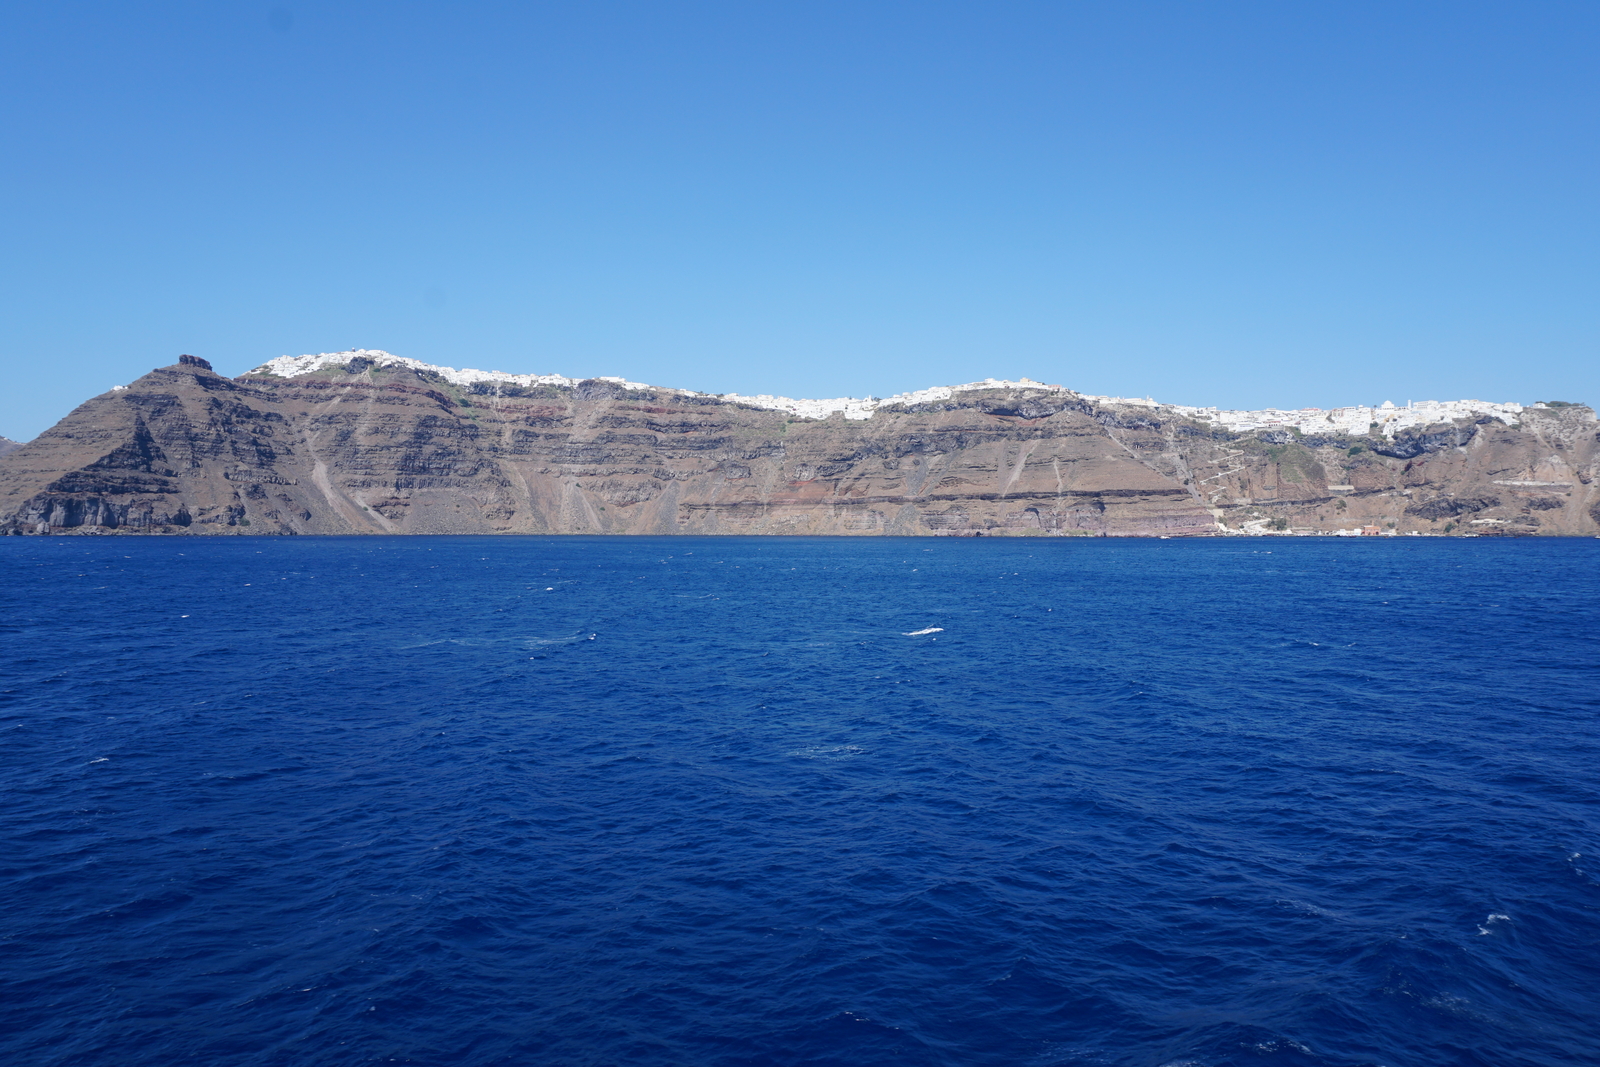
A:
[
  {"left": 1253, "top": 1040, "right": 1312, "bottom": 1055},
  {"left": 1275, "top": 898, "right": 1336, "bottom": 918},
  {"left": 786, "top": 745, "right": 865, "bottom": 761},
  {"left": 525, "top": 633, "right": 590, "bottom": 647},
  {"left": 903, "top": 627, "right": 944, "bottom": 636}
]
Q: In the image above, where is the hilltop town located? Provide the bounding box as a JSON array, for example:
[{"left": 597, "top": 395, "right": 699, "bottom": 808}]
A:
[{"left": 2, "top": 351, "right": 1595, "bottom": 538}]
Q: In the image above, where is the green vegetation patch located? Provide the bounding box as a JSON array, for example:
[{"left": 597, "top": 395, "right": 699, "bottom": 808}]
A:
[{"left": 1260, "top": 440, "right": 1325, "bottom": 485}]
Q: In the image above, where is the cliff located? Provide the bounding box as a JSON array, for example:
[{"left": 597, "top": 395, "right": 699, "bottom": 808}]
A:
[{"left": 2, "top": 352, "right": 1596, "bottom": 537}]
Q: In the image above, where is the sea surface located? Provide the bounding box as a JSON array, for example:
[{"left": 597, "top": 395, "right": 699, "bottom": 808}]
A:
[{"left": 2, "top": 535, "right": 1598, "bottom": 1067}]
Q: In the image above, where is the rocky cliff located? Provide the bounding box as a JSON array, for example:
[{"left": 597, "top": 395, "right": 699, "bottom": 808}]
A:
[{"left": 2, "top": 353, "right": 1596, "bottom": 537}]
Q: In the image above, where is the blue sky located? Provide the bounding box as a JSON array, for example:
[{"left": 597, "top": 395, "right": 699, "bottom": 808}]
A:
[{"left": 1, "top": 1, "right": 1596, "bottom": 440}]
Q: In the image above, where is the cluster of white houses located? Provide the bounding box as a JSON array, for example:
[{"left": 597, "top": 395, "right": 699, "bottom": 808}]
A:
[
  {"left": 253, "top": 354, "right": 1531, "bottom": 437},
  {"left": 1160, "top": 398, "right": 1526, "bottom": 436}
]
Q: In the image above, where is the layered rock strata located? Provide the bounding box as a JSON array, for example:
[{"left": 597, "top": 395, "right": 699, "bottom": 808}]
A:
[{"left": 2, "top": 353, "right": 1595, "bottom": 537}]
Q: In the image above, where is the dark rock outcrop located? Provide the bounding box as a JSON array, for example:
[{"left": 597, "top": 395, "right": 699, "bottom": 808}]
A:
[
  {"left": 1371, "top": 422, "right": 1481, "bottom": 459},
  {"left": 1405, "top": 495, "right": 1501, "bottom": 520}
]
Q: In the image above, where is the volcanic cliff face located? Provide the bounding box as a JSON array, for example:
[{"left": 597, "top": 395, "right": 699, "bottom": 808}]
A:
[{"left": 2, "top": 354, "right": 1596, "bottom": 537}]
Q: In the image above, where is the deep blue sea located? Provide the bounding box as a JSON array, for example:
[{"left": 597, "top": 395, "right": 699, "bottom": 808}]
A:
[{"left": 2, "top": 536, "right": 1598, "bottom": 1067}]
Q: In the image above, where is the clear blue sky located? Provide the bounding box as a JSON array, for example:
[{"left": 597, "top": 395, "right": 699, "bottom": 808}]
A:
[{"left": 2, "top": 1, "right": 1596, "bottom": 440}]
